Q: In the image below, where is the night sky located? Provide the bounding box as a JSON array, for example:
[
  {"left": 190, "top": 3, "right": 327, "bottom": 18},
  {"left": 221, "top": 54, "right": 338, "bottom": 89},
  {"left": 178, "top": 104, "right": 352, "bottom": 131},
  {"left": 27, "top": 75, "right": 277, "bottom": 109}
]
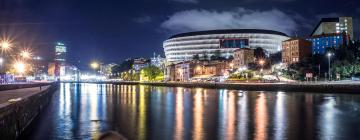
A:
[{"left": 0, "top": 0, "right": 359, "bottom": 69}]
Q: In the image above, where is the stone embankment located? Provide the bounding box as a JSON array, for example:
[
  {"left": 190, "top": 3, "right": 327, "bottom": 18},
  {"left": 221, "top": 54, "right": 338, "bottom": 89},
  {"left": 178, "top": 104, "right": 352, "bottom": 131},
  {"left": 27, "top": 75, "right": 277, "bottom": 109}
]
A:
[{"left": 0, "top": 82, "right": 58, "bottom": 139}]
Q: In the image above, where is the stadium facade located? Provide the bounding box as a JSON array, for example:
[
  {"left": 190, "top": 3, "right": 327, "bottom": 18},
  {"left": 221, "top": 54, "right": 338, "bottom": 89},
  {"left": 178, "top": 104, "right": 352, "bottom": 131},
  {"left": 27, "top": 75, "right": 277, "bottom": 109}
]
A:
[{"left": 163, "top": 29, "right": 289, "bottom": 63}]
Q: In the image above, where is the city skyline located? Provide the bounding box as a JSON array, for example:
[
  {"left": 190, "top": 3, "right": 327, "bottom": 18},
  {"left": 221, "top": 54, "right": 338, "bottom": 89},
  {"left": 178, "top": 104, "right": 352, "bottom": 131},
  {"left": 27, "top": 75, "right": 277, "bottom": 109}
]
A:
[{"left": 0, "top": 0, "right": 359, "bottom": 68}]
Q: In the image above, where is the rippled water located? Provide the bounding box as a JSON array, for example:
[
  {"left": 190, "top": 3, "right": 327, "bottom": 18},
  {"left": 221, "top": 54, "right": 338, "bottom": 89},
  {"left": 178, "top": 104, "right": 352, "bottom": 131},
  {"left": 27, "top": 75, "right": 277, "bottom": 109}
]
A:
[{"left": 22, "top": 83, "right": 360, "bottom": 140}]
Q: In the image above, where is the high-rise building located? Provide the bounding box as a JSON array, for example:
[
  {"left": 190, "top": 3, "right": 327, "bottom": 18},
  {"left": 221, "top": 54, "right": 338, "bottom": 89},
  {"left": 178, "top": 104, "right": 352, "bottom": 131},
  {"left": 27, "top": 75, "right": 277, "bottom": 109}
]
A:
[
  {"left": 282, "top": 38, "right": 312, "bottom": 64},
  {"left": 311, "top": 17, "right": 353, "bottom": 39},
  {"left": 55, "top": 42, "right": 67, "bottom": 62}
]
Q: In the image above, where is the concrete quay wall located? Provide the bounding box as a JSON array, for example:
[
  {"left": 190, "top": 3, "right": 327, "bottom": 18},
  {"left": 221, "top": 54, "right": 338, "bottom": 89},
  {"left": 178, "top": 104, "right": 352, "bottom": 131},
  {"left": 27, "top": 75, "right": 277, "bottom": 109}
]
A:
[
  {"left": 0, "top": 83, "right": 52, "bottom": 91},
  {"left": 0, "top": 83, "right": 58, "bottom": 139}
]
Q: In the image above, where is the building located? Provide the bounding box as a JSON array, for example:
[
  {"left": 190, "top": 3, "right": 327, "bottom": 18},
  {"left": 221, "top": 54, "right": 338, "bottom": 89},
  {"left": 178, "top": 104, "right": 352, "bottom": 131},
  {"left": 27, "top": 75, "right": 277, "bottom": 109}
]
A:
[
  {"left": 164, "top": 64, "right": 176, "bottom": 81},
  {"left": 55, "top": 42, "right": 67, "bottom": 62},
  {"left": 59, "top": 64, "right": 79, "bottom": 81},
  {"left": 150, "top": 54, "right": 165, "bottom": 68},
  {"left": 307, "top": 32, "right": 349, "bottom": 54},
  {"left": 311, "top": 17, "right": 353, "bottom": 39},
  {"left": 282, "top": 39, "right": 312, "bottom": 64},
  {"left": 163, "top": 29, "right": 289, "bottom": 63},
  {"left": 100, "top": 63, "right": 116, "bottom": 77},
  {"left": 174, "top": 62, "right": 195, "bottom": 82},
  {"left": 172, "top": 60, "right": 231, "bottom": 82},
  {"left": 233, "top": 48, "right": 254, "bottom": 69},
  {"left": 133, "top": 58, "right": 149, "bottom": 72},
  {"left": 31, "top": 56, "right": 48, "bottom": 79}
]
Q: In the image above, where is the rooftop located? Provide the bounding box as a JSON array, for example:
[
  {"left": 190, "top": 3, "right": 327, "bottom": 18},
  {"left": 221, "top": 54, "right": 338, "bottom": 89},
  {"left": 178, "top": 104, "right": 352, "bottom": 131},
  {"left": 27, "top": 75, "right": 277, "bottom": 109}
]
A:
[{"left": 168, "top": 29, "right": 288, "bottom": 39}]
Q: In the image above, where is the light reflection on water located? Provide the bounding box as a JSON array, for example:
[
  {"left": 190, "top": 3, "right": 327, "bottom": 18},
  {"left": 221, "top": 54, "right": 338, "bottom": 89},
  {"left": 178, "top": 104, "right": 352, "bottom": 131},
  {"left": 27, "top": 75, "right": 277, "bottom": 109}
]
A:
[{"left": 23, "top": 83, "right": 360, "bottom": 140}]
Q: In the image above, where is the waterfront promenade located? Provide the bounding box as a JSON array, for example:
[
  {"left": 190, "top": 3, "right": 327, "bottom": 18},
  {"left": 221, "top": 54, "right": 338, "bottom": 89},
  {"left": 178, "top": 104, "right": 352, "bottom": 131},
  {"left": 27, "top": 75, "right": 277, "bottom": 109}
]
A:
[
  {"left": 0, "top": 83, "right": 57, "bottom": 139},
  {"left": 0, "top": 86, "right": 50, "bottom": 108}
]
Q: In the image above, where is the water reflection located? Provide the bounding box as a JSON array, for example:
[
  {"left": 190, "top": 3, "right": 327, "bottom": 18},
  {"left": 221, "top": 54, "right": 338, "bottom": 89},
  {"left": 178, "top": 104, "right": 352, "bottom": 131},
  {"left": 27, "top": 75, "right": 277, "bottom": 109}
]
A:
[
  {"left": 254, "top": 93, "right": 268, "bottom": 140},
  {"left": 24, "top": 83, "right": 360, "bottom": 140},
  {"left": 193, "top": 88, "right": 204, "bottom": 140},
  {"left": 174, "top": 88, "right": 184, "bottom": 140}
]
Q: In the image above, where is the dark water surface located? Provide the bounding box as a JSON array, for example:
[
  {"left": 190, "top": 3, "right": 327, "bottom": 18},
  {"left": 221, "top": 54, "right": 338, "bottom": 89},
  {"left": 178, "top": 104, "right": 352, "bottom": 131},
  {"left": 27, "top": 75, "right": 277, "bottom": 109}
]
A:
[{"left": 23, "top": 83, "right": 360, "bottom": 140}]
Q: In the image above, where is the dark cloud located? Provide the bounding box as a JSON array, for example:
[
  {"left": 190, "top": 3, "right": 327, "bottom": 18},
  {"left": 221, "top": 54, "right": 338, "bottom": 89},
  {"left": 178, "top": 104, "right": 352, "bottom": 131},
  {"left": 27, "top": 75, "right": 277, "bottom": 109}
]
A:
[{"left": 161, "top": 8, "right": 298, "bottom": 35}]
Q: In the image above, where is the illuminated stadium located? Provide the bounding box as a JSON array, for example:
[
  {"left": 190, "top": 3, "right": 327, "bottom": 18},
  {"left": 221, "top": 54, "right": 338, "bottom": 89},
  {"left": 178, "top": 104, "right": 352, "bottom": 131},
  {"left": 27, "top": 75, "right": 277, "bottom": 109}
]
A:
[{"left": 163, "top": 29, "right": 289, "bottom": 62}]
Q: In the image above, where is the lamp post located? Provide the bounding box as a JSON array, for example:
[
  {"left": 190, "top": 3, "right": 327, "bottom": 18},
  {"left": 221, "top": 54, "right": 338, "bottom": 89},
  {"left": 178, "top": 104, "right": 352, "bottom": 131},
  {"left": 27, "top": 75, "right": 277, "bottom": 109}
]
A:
[
  {"left": 327, "top": 53, "right": 332, "bottom": 81},
  {"left": 0, "top": 58, "right": 3, "bottom": 72}
]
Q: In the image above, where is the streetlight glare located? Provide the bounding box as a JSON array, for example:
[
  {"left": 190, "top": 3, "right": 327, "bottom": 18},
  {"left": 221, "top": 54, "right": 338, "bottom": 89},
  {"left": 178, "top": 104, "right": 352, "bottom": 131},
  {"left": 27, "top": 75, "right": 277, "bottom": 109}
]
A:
[
  {"left": 91, "top": 62, "right": 99, "bottom": 69},
  {"left": 20, "top": 50, "right": 32, "bottom": 59},
  {"left": 14, "top": 61, "right": 25, "bottom": 74},
  {"left": 327, "top": 53, "right": 332, "bottom": 57},
  {"left": 259, "top": 60, "right": 265, "bottom": 65},
  {"left": 1, "top": 41, "right": 11, "bottom": 51}
]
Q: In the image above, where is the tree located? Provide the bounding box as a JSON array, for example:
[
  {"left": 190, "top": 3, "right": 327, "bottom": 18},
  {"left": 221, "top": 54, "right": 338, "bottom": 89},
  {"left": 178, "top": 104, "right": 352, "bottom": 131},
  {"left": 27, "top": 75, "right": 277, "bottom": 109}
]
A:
[
  {"left": 112, "top": 59, "right": 134, "bottom": 75},
  {"left": 193, "top": 54, "right": 200, "bottom": 61},
  {"left": 254, "top": 47, "right": 266, "bottom": 60},
  {"left": 141, "top": 65, "right": 163, "bottom": 81}
]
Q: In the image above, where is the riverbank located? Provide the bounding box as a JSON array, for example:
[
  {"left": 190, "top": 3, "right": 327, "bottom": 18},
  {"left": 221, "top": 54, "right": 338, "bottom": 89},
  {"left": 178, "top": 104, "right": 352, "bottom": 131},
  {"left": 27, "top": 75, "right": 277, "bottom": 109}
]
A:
[
  {"left": 62, "top": 81, "right": 360, "bottom": 94},
  {"left": 0, "top": 82, "right": 58, "bottom": 139}
]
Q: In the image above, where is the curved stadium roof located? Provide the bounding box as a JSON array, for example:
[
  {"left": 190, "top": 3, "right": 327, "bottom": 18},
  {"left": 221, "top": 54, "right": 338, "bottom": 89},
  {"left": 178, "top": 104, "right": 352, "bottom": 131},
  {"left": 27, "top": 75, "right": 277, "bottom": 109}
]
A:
[{"left": 168, "top": 29, "right": 289, "bottom": 39}]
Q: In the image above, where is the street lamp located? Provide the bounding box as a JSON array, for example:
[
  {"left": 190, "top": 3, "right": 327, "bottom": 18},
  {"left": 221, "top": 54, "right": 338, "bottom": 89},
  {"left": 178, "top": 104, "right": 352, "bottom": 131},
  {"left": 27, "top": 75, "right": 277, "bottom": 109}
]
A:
[
  {"left": 259, "top": 59, "right": 265, "bottom": 72},
  {"left": 90, "top": 62, "right": 99, "bottom": 75},
  {"left": 327, "top": 53, "right": 332, "bottom": 81},
  {"left": 91, "top": 62, "right": 99, "bottom": 69},
  {"left": 20, "top": 50, "right": 32, "bottom": 59},
  {"left": 14, "top": 61, "right": 25, "bottom": 74},
  {"left": 1, "top": 41, "right": 11, "bottom": 51}
]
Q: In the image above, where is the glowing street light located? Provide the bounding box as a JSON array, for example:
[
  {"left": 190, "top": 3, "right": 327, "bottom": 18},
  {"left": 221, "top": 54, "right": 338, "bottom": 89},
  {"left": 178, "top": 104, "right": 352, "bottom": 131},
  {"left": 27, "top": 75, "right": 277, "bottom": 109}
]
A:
[
  {"left": 90, "top": 62, "right": 99, "bottom": 69},
  {"left": 259, "top": 59, "right": 265, "bottom": 72},
  {"left": 1, "top": 41, "right": 11, "bottom": 51},
  {"left": 14, "top": 61, "right": 25, "bottom": 74},
  {"left": 20, "top": 50, "right": 32, "bottom": 59}
]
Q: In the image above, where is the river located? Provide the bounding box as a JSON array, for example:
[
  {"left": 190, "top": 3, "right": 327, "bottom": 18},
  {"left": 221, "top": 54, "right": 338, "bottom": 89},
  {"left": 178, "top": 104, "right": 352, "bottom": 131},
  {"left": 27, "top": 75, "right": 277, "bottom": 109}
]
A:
[{"left": 22, "top": 83, "right": 360, "bottom": 140}]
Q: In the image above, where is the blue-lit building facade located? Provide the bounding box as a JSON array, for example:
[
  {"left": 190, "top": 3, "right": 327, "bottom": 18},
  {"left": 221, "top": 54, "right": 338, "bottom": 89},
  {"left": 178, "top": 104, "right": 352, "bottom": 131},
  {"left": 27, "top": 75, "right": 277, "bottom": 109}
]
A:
[{"left": 306, "top": 33, "right": 349, "bottom": 54}]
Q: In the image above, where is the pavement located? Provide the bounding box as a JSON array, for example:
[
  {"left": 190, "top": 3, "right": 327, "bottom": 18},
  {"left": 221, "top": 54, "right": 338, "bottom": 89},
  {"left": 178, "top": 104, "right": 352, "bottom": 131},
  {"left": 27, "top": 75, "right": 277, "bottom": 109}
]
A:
[{"left": 0, "top": 86, "right": 50, "bottom": 108}]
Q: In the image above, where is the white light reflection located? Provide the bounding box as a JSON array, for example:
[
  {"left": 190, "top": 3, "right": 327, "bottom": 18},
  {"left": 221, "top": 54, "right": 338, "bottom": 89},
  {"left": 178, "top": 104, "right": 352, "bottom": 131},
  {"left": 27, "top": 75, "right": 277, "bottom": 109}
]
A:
[
  {"left": 319, "top": 96, "right": 339, "bottom": 139},
  {"left": 57, "top": 83, "right": 73, "bottom": 139},
  {"left": 274, "top": 92, "right": 287, "bottom": 140},
  {"left": 237, "top": 91, "right": 248, "bottom": 139}
]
